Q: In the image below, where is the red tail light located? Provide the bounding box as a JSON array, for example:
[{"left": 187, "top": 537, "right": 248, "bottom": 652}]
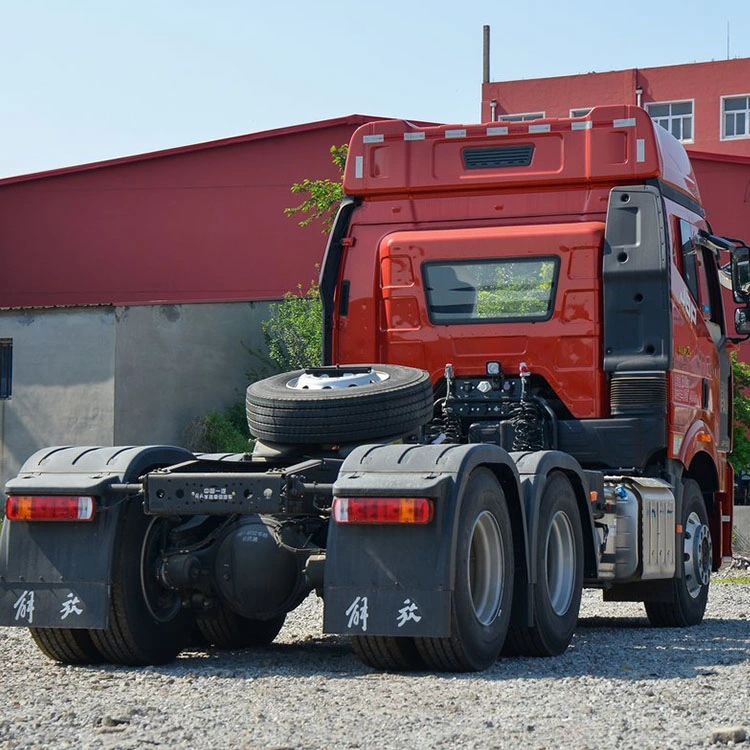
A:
[
  {"left": 333, "top": 496, "right": 434, "bottom": 524},
  {"left": 5, "top": 495, "right": 96, "bottom": 521}
]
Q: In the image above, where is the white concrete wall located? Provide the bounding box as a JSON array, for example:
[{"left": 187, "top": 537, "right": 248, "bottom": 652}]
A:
[
  {"left": 0, "top": 301, "right": 277, "bottom": 492},
  {"left": 113, "top": 301, "right": 275, "bottom": 445},
  {"left": 0, "top": 308, "right": 116, "bottom": 490}
]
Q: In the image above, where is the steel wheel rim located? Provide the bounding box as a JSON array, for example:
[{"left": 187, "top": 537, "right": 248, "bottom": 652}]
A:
[
  {"left": 467, "top": 510, "right": 505, "bottom": 626},
  {"left": 545, "top": 510, "right": 576, "bottom": 616},
  {"left": 287, "top": 369, "right": 389, "bottom": 390},
  {"left": 684, "top": 510, "right": 712, "bottom": 598}
]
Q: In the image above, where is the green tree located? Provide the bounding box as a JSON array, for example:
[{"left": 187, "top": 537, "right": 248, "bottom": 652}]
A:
[
  {"left": 261, "top": 144, "right": 349, "bottom": 372},
  {"left": 262, "top": 280, "right": 322, "bottom": 371},
  {"left": 284, "top": 144, "right": 348, "bottom": 233},
  {"left": 730, "top": 351, "right": 750, "bottom": 472}
]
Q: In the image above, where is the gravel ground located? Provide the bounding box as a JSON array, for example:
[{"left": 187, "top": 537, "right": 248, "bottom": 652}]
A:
[{"left": 0, "top": 581, "right": 748, "bottom": 750}]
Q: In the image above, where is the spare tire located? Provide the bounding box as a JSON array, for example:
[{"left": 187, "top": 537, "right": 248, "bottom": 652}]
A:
[{"left": 246, "top": 364, "right": 434, "bottom": 445}]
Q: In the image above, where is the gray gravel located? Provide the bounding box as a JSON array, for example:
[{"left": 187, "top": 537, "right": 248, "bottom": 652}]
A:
[{"left": 0, "top": 583, "right": 748, "bottom": 750}]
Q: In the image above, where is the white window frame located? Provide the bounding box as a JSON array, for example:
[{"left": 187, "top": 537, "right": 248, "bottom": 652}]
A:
[
  {"left": 498, "top": 111, "right": 545, "bottom": 122},
  {"left": 569, "top": 107, "right": 592, "bottom": 118},
  {"left": 645, "top": 99, "right": 694, "bottom": 144},
  {"left": 720, "top": 94, "right": 750, "bottom": 141}
]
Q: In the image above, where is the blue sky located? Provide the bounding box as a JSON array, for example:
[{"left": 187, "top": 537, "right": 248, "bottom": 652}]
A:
[{"left": 1, "top": 0, "right": 748, "bottom": 177}]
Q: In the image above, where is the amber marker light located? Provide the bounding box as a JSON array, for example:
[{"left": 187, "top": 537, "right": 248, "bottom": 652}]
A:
[
  {"left": 332, "top": 496, "right": 434, "bottom": 524},
  {"left": 5, "top": 495, "right": 95, "bottom": 521}
]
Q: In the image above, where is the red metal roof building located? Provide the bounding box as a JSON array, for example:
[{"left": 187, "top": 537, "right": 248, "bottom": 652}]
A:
[{"left": 0, "top": 115, "right": 380, "bottom": 309}]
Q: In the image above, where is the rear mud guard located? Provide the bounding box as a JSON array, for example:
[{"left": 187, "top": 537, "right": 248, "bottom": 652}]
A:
[
  {"left": 0, "top": 445, "right": 194, "bottom": 629},
  {"left": 323, "top": 442, "right": 523, "bottom": 638}
]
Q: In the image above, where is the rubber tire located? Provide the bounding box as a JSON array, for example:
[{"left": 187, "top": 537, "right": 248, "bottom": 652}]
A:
[
  {"left": 246, "top": 364, "right": 434, "bottom": 445},
  {"left": 29, "top": 627, "right": 102, "bottom": 664},
  {"left": 90, "top": 506, "right": 190, "bottom": 666},
  {"left": 504, "top": 472, "right": 583, "bottom": 657},
  {"left": 645, "top": 479, "right": 710, "bottom": 628},
  {"left": 415, "top": 468, "right": 514, "bottom": 672},
  {"left": 351, "top": 636, "right": 424, "bottom": 671},
  {"left": 197, "top": 604, "right": 286, "bottom": 649}
]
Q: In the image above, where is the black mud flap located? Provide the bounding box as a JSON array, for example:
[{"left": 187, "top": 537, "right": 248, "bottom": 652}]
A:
[
  {"left": 323, "top": 442, "right": 520, "bottom": 638},
  {"left": 0, "top": 445, "right": 194, "bottom": 629}
]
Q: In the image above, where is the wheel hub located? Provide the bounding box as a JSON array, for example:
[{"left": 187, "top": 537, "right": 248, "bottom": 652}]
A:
[
  {"left": 684, "top": 511, "right": 712, "bottom": 598},
  {"left": 467, "top": 510, "right": 505, "bottom": 626},
  {"left": 545, "top": 510, "right": 576, "bottom": 616},
  {"left": 140, "top": 518, "right": 182, "bottom": 623}
]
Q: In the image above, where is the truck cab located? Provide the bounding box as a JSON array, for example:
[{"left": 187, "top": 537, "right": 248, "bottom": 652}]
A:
[{"left": 321, "top": 105, "right": 736, "bottom": 564}]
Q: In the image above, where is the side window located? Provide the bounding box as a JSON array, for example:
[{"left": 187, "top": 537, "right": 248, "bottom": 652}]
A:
[
  {"left": 697, "top": 248, "right": 724, "bottom": 330},
  {"left": 679, "top": 220, "right": 700, "bottom": 303}
]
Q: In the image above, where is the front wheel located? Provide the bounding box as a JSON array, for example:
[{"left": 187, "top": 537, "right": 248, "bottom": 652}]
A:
[
  {"left": 415, "top": 468, "right": 514, "bottom": 671},
  {"left": 645, "top": 479, "right": 711, "bottom": 627}
]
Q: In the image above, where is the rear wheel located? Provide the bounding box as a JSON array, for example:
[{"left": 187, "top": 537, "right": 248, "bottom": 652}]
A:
[
  {"left": 196, "top": 603, "right": 286, "bottom": 649},
  {"left": 351, "top": 635, "right": 424, "bottom": 671},
  {"left": 415, "top": 468, "right": 514, "bottom": 672},
  {"left": 90, "top": 509, "right": 190, "bottom": 665},
  {"left": 645, "top": 479, "right": 711, "bottom": 627},
  {"left": 505, "top": 472, "right": 583, "bottom": 656},
  {"left": 29, "top": 627, "right": 102, "bottom": 664}
]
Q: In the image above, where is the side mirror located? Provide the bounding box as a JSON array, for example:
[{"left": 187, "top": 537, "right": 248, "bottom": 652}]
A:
[
  {"left": 731, "top": 245, "right": 750, "bottom": 304},
  {"left": 735, "top": 307, "right": 750, "bottom": 336}
]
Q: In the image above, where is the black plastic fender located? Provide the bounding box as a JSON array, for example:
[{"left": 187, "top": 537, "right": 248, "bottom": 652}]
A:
[
  {"left": 323, "top": 442, "right": 525, "bottom": 638},
  {"left": 0, "top": 445, "right": 194, "bottom": 630},
  {"left": 510, "top": 450, "right": 600, "bottom": 624}
]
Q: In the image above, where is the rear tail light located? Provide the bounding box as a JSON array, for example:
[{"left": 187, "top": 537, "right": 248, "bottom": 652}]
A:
[
  {"left": 5, "top": 495, "right": 96, "bottom": 521},
  {"left": 333, "top": 496, "right": 434, "bottom": 524}
]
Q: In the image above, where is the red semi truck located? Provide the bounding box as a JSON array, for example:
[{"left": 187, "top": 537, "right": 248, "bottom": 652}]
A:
[{"left": 2, "top": 105, "right": 750, "bottom": 671}]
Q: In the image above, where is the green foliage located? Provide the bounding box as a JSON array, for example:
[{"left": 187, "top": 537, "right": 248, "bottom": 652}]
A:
[
  {"left": 730, "top": 351, "right": 750, "bottom": 472},
  {"left": 284, "top": 144, "right": 348, "bottom": 233},
  {"left": 713, "top": 576, "right": 750, "bottom": 585},
  {"left": 186, "top": 401, "right": 251, "bottom": 454},
  {"left": 475, "top": 260, "right": 555, "bottom": 318},
  {"left": 262, "top": 280, "right": 322, "bottom": 372}
]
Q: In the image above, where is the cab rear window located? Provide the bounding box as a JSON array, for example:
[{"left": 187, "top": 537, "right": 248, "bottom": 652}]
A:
[{"left": 423, "top": 257, "right": 558, "bottom": 324}]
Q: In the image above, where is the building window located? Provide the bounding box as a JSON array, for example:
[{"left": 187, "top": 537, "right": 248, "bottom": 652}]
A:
[
  {"left": 646, "top": 101, "right": 693, "bottom": 142},
  {"left": 570, "top": 108, "right": 592, "bottom": 117},
  {"left": 498, "top": 112, "right": 545, "bottom": 122},
  {"left": 0, "top": 339, "right": 12, "bottom": 399},
  {"left": 722, "top": 95, "right": 750, "bottom": 139}
]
